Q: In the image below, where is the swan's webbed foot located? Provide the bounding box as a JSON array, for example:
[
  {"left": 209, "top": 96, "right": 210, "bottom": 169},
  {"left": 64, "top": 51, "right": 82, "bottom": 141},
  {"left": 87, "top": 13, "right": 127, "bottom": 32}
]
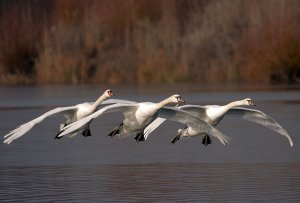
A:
[
  {"left": 135, "top": 132, "right": 145, "bottom": 142},
  {"left": 108, "top": 123, "right": 123, "bottom": 137},
  {"left": 171, "top": 135, "right": 181, "bottom": 144},
  {"left": 202, "top": 135, "right": 212, "bottom": 147},
  {"left": 82, "top": 128, "right": 92, "bottom": 137}
]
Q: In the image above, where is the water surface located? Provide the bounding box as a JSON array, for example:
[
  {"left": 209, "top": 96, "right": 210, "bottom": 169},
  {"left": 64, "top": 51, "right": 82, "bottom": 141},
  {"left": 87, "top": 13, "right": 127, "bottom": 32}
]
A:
[{"left": 0, "top": 85, "right": 299, "bottom": 202}]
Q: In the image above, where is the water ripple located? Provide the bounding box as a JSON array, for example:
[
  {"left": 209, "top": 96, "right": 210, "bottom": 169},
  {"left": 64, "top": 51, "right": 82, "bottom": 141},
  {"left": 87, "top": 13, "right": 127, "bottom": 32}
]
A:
[{"left": 0, "top": 163, "right": 299, "bottom": 202}]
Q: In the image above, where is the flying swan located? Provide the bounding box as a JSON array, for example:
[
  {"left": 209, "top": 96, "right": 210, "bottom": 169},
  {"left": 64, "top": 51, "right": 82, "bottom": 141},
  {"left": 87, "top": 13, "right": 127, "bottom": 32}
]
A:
[
  {"left": 58, "top": 95, "right": 231, "bottom": 145},
  {"left": 143, "top": 98, "right": 293, "bottom": 147},
  {"left": 3, "top": 89, "right": 135, "bottom": 144}
]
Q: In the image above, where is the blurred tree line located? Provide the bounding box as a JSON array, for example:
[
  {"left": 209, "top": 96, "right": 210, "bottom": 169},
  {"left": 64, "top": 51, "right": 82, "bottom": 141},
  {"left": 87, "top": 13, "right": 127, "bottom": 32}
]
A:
[{"left": 0, "top": 0, "right": 299, "bottom": 85}]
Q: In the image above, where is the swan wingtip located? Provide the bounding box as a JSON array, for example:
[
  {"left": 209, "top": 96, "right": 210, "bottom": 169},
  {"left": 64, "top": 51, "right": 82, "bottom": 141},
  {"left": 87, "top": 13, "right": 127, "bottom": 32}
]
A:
[{"left": 4, "top": 133, "right": 13, "bottom": 139}]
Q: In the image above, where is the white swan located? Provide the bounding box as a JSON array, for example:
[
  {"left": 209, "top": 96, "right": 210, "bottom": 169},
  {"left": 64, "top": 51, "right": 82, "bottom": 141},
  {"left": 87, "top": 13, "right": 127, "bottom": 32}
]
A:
[
  {"left": 58, "top": 95, "right": 231, "bottom": 145},
  {"left": 3, "top": 89, "right": 134, "bottom": 144},
  {"left": 144, "top": 98, "right": 293, "bottom": 147}
]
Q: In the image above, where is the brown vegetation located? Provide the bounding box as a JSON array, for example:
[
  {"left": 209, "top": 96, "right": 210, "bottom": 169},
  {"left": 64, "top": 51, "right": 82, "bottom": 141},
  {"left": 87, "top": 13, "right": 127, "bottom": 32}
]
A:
[{"left": 0, "top": 0, "right": 299, "bottom": 85}]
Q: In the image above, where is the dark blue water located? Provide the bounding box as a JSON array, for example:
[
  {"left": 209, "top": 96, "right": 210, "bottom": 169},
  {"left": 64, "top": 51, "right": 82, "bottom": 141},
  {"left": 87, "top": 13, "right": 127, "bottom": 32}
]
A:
[{"left": 0, "top": 85, "right": 299, "bottom": 202}]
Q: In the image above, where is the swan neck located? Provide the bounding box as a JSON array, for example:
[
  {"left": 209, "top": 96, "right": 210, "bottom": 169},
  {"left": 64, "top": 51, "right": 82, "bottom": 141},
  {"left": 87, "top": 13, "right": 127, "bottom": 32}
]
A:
[
  {"left": 157, "top": 98, "right": 172, "bottom": 109},
  {"left": 93, "top": 94, "right": 107, "bottom": 109},
  {"left": 224, "top": 100, "right": 244, "bottom": 111}
]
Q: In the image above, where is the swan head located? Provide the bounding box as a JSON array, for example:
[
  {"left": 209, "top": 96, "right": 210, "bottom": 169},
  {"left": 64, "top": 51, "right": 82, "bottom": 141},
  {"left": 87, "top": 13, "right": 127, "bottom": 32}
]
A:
[
  {"left": 104, "top": 89, "right": 114, "bottom": 98},
  {"left": 170, "top": 94, "right": 185, "bottom": 104},
  {"left": 243, "top": 98, "right": 255, "bottom": 106}
]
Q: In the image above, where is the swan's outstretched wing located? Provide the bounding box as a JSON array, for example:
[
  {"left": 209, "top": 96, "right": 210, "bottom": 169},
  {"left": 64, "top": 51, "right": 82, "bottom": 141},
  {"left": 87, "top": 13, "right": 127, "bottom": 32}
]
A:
[
  {"left": 225, "top": 107, "right": 293, "bottom": 147},
  {"left": 3, "top": 106, "right": 79, "bottom": 144},
  {"left": 178, "top": 105, "right": 207, "bottom": 118},
  {"left": 58, "top": 103, "right": 138, "bottom": 137},
  {"left": 85, "top": 99, "right": 137, "bottom": 108},
  {"left": 144, "top": 117, "right": 167, "bottom": 140},
  {"left": 102, "top": 99, "right": 137, "bottom": 105},
  {"left": 158, "top": 107, "right": 231, "bottom": 145},
  {"left": 144, "top": 105, "right": 207, "bottom": 140}
]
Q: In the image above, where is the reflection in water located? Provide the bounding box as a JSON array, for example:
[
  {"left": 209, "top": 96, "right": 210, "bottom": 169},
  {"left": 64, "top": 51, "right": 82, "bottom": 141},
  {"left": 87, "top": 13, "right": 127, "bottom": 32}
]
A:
[{"left": 0, "top": 163, "right": 300, "bottom": 202}]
